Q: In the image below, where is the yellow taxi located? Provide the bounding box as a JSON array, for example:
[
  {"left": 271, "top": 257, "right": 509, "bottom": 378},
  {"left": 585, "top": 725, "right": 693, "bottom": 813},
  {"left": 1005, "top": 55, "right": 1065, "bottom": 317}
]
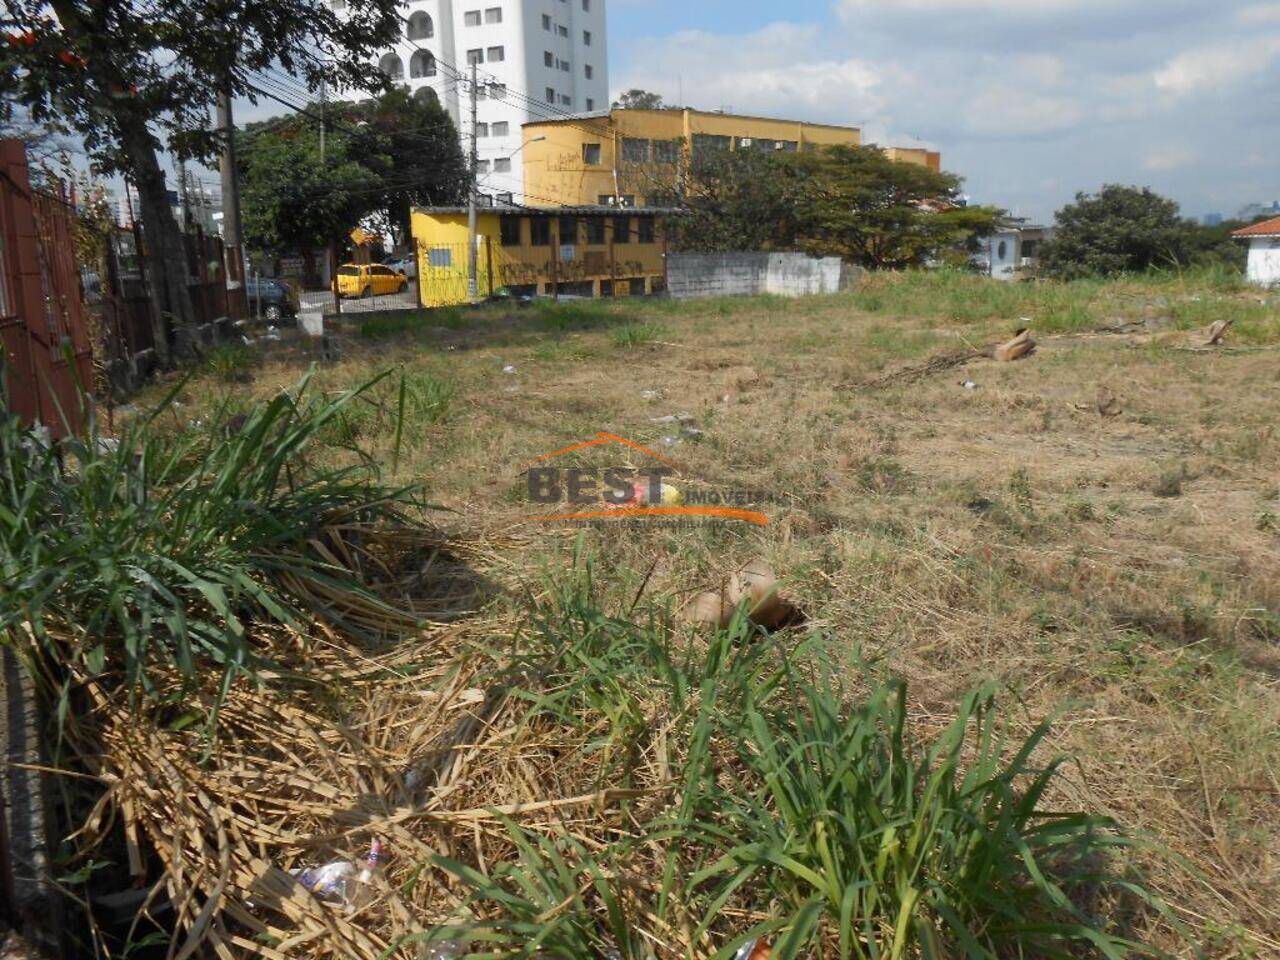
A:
[{"left": 336, "top": 263, "right": 409, "bottom": 299}]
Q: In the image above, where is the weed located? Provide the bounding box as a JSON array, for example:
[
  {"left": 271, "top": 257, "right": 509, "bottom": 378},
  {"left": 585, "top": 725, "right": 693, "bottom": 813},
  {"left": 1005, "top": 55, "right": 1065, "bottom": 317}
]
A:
[
  {"left": 1259, "top": 512, "right": 1278, "bottom": 533},
  {"left": 204, "top": 343, "right": 254, "bottom": 384},
  {"left": 609, "top": 321, "right": 666, "bottom": 349},
  {"left": 1153, "top": 464, "right": 1188, "bottom": 498}
]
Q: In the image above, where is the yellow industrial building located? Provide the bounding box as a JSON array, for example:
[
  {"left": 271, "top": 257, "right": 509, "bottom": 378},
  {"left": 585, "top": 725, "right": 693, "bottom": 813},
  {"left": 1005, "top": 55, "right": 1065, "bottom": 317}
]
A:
[
  {"left": 883, "top": 146, "right": 942, "bottom": 172},
  {"left": 521, "top": 107, "right": 865, "bottom": 209},
  {"left": 410, "top": 205, "right": 671, "bottom": 306}
]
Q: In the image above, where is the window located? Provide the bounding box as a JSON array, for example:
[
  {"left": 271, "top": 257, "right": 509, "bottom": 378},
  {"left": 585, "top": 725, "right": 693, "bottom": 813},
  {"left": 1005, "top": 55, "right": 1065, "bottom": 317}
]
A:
[
  {"left": 777, "top": 140, "right": 799, "bottom": 153},
  {"left": 637, "top": 218, "right": 655, "bottom": 244},
  {"left": 598, "top": 195, "right": 615, "bottom": 205},
  {"left": 557, "top": 24, "right": 568, "bottom": 37},
  {"left": 406, "top": 11, "right": 434, "bottom": 39},
  {"left": 475, "top": 122, "right": 489, "bottom": 137},
  {"left": 612, "top": 217, "right": 631, "bottom": 243},
  {"left": 500, "top": 215, "right": 522, "bottom": 246},
  {"left": 545, "top": 87, "right": 555, "bottom": 103},
  {"left": 544, "top": 51, "right": 554, "bottom": 67},
  {"left": 586, "top": 98, "right": 595, "bottom": 110},
  {"left": 583, "top": 30, "right": 592, "bottom": 45},
  {"left": 488, "top": 83, "right": 507, "bottom": 99},
  {"left": 585, "top": 218, "right": 605, "bottom": 244},
  {"left": 494, "top": 157, "right": 512, "bottom": 173},
  {"left": 484, "top": 6, "right": 502, "bottom": 23},
  {"left": 409, "top": 50, "right": 436, "bottom": 78},
  {"left": 379, "top": 53, "right": 404, "bottom": 81},
  {"left": 530, "top": 218, "right": 551, "bottom": 246},
  {"left": 621, "top": 138, "right": 649, "bottom": 163},
  {"left": 491, "top": 121, "right": 509, "bottom": 137},
  {"left": 464, "top": 10, "right": 481, "bottom": 26},
  {"left": 582, "top": 0, "right": 590, "bottom": 9},
  {"left": 560, "top": 60, "right": 570, "bottom": 72},
  {"left": 487, "top": 46, "right": 504, "bottom": 62},
  {"left": 693, "top": 133, "right": 732, "bottom": 153},
  {"left": 415, "top": 87, "right": 440, "bottom": 107},
  {"left": 559, "top": 94, "right": 571, "bottom": 106},
  {"left": 542, "top": 14, "right": 551, "bottom": 29},
  {"left": 584, "top": 64, "right": 593, "bottom": 79},
  {"left": 996, "top": 240, "right": 1008, "bottom": 260},
  {"left": 467, "top": 48, "right": 484, "bottom": 65},
  {"left": 653, "top": 139, "right": 679, "bottom": 164},
  {"left": 496, "top": 192, "right": 514, "bottom": 205},
  {"left": 428, "top": 248, "right": 453, "bottom": 268},
  {"left": 582, "top": 143, "right": 602, "bottom": 165},
  {"left": 476, "top": 159, "right": 490, "bottom": 173},
  {"left": 558, "top": 216, "right": 578, "bottom": 244}
]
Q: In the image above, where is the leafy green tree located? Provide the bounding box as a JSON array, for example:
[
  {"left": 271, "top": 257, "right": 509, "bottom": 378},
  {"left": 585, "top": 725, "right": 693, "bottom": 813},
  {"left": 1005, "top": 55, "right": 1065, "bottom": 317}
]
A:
[
  {"left": 1040, "top": 185, "right": 1193, "bottom": 279},
  {"left": 672, "top": 144, "right": 998, "bottom": 269},
  {"left": 240, "top": 89, "right": 466, "bottom": 260},
  {"left": 612, "top": 89, "right": 666, "bottom": 110},
  {"left": 1, "top": 0, "right": 400, "bottom": 361}
]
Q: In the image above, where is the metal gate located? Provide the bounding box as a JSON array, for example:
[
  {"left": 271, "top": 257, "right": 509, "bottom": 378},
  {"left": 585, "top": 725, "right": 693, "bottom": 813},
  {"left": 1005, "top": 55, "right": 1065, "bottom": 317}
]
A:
[{"left": 0, "top": 139, "right": 95, "bottom": 439}]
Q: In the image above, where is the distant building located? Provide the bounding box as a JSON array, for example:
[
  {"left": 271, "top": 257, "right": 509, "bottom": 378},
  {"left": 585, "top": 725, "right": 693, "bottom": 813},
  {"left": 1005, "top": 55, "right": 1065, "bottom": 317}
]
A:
[
  {"left": 345, "top": 0, "right": 610, "bottom": 205},
  {"left": 883, "top": 146, "right": 942, "bottom": 173},
  {"left": 520, "top": 107, "right": 865, "bottom": 208},
  {"left": 411, "top": 204, "right": 671, "bottom": 304},
  {"left": 1202, "top": 213, "right": 1223, "bottom": 227},
  {"left": 983, "top": 220, "right": 1054, "bottom": 281},
  {"left": 1233, "top": 216, "right": 1280, "bottom": 287},
  {"left": 1237, "top": 201, "right": 1280, "bottom": 222}
]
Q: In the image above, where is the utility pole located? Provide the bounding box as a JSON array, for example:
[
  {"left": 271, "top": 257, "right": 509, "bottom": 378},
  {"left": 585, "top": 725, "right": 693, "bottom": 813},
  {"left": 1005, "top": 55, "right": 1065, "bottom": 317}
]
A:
[
  {"left": 467, "top": 62, "right": 479, "bottom": 302},
  {"left": 177, "top": 157, "right": 191, "bottom": 232},
  {"left": 217, "top": 90, "right": 248, "bottom": 320}
]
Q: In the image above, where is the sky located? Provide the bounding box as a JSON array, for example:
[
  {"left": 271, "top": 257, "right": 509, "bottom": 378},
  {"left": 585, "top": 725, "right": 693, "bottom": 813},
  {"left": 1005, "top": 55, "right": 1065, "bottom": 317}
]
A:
[{"left": 605, "top": 0, "right": 1280, "bottom": 223}]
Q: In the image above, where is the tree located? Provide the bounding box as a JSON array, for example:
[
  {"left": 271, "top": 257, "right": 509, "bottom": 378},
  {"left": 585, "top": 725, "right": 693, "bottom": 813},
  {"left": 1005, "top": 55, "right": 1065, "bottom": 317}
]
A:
[
  {"left": 671, "top": 144, "right": 999, "bottom": 270},
  {"left": 1040, "top": 185, "right": 1193, "bottom": 279},
  {"left": 240, "top": 89, "right": 466, "bottom": 261},
  {"left": 1, "top": 0, "right": 401, "bottom": 362},
  {"left": 612, "top": 89, "right": 666, "bottom": 111}
]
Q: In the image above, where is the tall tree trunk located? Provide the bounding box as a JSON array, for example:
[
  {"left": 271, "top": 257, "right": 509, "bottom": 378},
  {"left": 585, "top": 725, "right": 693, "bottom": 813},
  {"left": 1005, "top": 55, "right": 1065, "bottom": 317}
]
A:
[
  {"left": 115, "top": 113, "right": 199, "bottom": 365},
  {"left": 45, "top": 0, "right": 199, "bottom": 367}
]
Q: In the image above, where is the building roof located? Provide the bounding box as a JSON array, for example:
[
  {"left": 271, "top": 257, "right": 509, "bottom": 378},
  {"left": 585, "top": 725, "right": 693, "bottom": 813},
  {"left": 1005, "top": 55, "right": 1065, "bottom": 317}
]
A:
[
  {"left": 413, "top": 205, "right": 680, "bottom": 217},
  {"left": 1233, "top": 215, "right": 1280, "bottom": 238},
  {"left": 522, "top": 107, "right": 859, "bottom": 134}
]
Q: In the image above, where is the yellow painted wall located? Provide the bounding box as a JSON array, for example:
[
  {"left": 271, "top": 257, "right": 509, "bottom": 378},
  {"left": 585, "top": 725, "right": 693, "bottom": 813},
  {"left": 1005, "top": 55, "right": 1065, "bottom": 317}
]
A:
[
  {"left": 523, "top": 108, "right": 862, "bottom": 208},
  {"left": 411, "top": 207, "right": 669, "bottom": 306},
  {"left": 884, "top": 147, "right": 943, "bottom": 173}
]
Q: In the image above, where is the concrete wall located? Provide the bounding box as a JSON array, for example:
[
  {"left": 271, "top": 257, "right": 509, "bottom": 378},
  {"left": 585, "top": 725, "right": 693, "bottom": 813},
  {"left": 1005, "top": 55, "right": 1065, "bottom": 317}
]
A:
[
  {"left": 667, "top": 252, "right": 858, "bottom": 300},
  {"left": 1246, "top": 237, "right": 1280, "bottom": 287}
]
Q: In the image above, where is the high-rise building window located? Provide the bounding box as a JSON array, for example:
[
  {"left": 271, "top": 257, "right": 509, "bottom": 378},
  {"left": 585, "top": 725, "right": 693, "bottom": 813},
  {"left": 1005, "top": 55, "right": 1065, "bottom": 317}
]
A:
[
  {"left": 560, "top": 94, "right": 571, "bottom": 106},
  {"left": 586, "top": 98, "right": 595, "bottom": 110},
  {"left": 410, "top": 50, "right": 437, "bottom": 78},
  {"left": 487, "top": 46, "right": 505, "bottom": 62},
  {"left": 464, "top": 10, "right": 481, "bottom": 26},
  {"left": 557, "top": 24, "right": 568, "bottom": 37},
  {"left": 542, "top": 14, "right": 551, "bottom": 29},
  {"left": 560, "top": 60, "right": 570, "bottom": 72},
  {"left": 585, "top": 64, "right": 593, "bottom": 79},
  {"left": 484, "top": 7, "right": 502, "bottom": 23},
  {"left": 582, "top": 0, "right": 590, "bottom": 10},
  {"left": 476, "top": 159, "right": 491, "bottom": 173},
  {"left": 475, "top": 123, "right": 490, "bottom": 137},
  {"left": 583, "top": 30, "right": 592, "bottom": 45},
  {"left": 379, "top": 53, "right": 404, "bottom": 80},
  {"left": 492, "top": 121, "right": 509, "bottom": 137},
  {"left": 544, "top": 51, "right": 554, "bottom": 67},
  {"left": 546, "top": 87, "right": 555, "bottom": 103},
  {"left": 467, "top": 49, "right": 484, "bottom": 65},
  {"left": 494, "top": 157, "right": 512, "bottom": 173}
]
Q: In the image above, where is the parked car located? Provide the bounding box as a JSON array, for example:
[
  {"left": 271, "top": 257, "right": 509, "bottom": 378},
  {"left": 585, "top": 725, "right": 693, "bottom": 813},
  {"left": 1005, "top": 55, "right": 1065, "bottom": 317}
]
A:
[
  {"left": 336, "top": 263, "right": 409, "bottom": 299},
  {"left": 245, "top": 276, "right": 299, "bottom": 322},
  {"left": 383, "top": 255, "right": 417, "bottom": 280}
]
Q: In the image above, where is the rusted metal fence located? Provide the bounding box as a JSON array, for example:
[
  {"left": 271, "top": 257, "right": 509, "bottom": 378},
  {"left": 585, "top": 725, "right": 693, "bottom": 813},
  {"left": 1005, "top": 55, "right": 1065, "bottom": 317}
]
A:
[{"left": 0, "top": 139, "right": 95, "bottom": 439}]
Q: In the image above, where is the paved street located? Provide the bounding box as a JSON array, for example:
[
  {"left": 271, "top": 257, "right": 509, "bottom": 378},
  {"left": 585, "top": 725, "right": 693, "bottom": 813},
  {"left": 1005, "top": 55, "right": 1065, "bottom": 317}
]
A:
[{"left": 298, "top": 289, "right": 419, "bottom": 316}]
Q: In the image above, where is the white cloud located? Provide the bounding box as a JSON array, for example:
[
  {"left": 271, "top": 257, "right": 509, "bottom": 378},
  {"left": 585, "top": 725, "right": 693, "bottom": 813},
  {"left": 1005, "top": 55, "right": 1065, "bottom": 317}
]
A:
[
  {"left": 1239, "top": 3, "right": 1280, "bottom": 24},
  {"left": 837, "top": 0, "right": 1122, "bottom": 10},
  {"left": 1153, "top": 36, "right": 1280, "bottom": 95},
  {"left": 1143, "top": 145, "right": 1199, "bottom": 172}
]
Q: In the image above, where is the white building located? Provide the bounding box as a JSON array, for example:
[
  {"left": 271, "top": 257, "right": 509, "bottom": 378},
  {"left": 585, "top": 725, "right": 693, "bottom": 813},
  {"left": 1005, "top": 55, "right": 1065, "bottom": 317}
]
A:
[
  {"left": 1234, "top": 216, "right": 1280, "bottom": 287},
  {"left": 982, "top": 221, "right": 1053, "bottom": 281},
  {"left": 354, "top": 0, "right": 609, "bottom": 205}
]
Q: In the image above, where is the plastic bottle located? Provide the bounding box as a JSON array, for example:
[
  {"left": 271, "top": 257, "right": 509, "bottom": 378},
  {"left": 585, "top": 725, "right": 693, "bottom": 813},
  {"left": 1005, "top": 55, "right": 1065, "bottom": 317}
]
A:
[
  {"left": 347, "top": 837, "right": 389, "bottom": 913},
  {"left": 293, "top": 860, "right": 356, "bottom": 903}
]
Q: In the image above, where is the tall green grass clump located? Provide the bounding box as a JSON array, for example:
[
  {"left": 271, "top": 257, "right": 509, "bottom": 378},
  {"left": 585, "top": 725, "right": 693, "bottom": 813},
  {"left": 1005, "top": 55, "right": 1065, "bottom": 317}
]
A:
[
  {"left": 423, "top": 561, "right": 1165, "bottom": 960},
  {"left": 0, "top": 372, "right": 418, "bottom": 718}
]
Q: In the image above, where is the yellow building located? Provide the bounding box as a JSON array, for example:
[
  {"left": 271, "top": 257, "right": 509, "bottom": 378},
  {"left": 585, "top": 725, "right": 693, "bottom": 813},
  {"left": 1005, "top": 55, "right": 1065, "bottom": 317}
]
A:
[
  {"left": 884, "top": 147, "right": 943, "bottom": 173},
  {"left": 521, "top": 108, "right": 863, "bottom": 209},
  {"left": 410, "top": 205, "right": 671, "bottom": 306}
]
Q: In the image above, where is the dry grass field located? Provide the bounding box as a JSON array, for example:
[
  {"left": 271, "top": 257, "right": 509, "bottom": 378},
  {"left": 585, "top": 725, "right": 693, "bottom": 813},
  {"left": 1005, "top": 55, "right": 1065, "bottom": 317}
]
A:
[{"left": 115, "top": 268, "right": 1280, "bottom": 959}]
